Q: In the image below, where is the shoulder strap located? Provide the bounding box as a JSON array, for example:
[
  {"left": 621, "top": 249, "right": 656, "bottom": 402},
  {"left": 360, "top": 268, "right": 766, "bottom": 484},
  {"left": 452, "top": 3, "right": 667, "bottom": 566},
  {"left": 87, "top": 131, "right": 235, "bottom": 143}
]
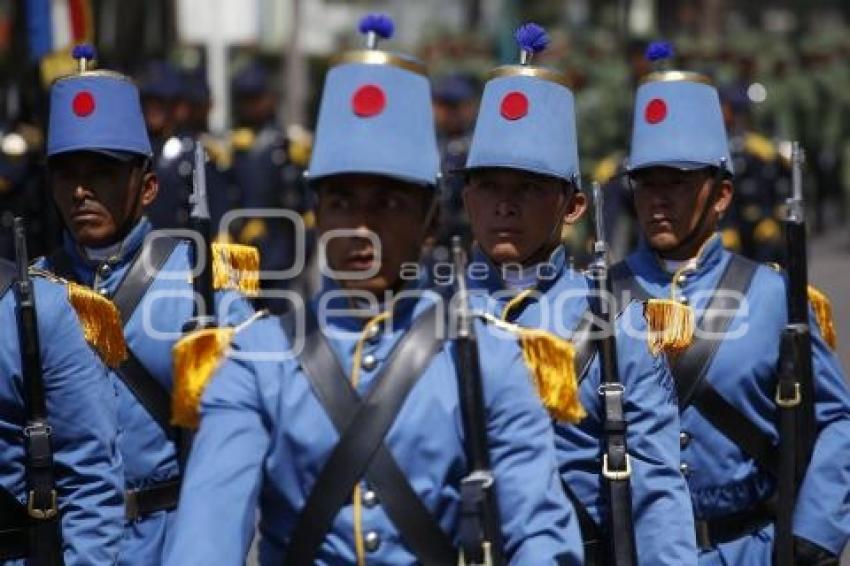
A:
[
  {"left": 571, "top": 314, "right": 597, "bottom": 384},
  {"left": 673, "top": 256, "right": 780, "bottom": 476},
  {"left": 111, "top": 237, "right": 180, "bottom": 325},
  {"left": 0, "top": 259, "right": 14, "bottom": 297},
  {"left": 281, "top": 306, "right": 457, "bottom": 565},
  {"left": 112, "top": 237, "right": 181, "bottom": 438},
  {"left": 610, "top": 262, "right": 652, "bottom": 313},
  {"left": 609, "top": 255, "right": 780, "bottom": 477},
  {"left": 50, "top": 238, "right": 180, "bottom": 437},
  {"left": 672, "top": 255, "right": 759, "bottom": 409}
]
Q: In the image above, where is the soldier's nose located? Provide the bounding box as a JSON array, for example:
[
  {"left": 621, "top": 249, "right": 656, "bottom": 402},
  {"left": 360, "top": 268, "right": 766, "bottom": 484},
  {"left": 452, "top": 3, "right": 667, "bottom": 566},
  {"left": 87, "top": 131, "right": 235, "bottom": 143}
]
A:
[{"left": 495, "top": 200, "right": 517, "bottom": 217}]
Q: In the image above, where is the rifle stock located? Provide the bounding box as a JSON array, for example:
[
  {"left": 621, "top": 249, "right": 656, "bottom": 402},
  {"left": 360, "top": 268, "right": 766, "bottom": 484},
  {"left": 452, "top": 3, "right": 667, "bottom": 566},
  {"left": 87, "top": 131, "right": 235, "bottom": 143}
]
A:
[
  {"left": 774, "top": 142, "right": 816, "bottom": 566},
  {"left": 587, "top": 183, "right": 636, "bottom": 566},
  {"left": 452, "top": 236, "right": 505, "bottom": 566},
  {"left": 13, "top": 218, "right": 63, "bottom": 566}
]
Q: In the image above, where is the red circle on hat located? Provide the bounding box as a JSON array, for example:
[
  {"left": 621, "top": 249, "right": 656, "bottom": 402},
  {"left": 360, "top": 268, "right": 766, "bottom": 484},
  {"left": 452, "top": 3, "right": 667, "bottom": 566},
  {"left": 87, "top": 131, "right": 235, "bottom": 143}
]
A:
[
  {"left": 72, "top": 91, "right": 96, "bottom": 117},
  {"left": 352, "top": 84, "right": 386, "bottom": 118},
  {"left": 500, "top": 91, "right": 529, "bottom": 120},
  {"left": 645, "top": 98, "right": 667, "bottom": 124}
]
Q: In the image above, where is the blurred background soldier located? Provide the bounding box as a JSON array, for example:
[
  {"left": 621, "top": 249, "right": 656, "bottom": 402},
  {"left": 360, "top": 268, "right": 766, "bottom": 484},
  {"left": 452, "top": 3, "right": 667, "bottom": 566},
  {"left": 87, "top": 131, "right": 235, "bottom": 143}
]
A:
[
  {"left": 230, "top": 60, "right": 311, "bottom": 312},
  {"left": 432, "top": 72, "right": 478, "bottom": 251},
  {"left": 718, "top": 82, "right": 789, "bottom": 264},
  {"left": 146, "top": 67, "right": 237, "bottom": 235}
]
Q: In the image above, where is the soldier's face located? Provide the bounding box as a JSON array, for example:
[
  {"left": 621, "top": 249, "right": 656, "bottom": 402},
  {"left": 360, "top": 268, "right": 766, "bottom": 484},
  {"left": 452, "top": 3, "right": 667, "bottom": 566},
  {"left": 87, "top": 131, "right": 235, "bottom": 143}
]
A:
[
  {"left": 631, "top": 167, "right": 732, "bottom": 259},
  {"left": 316, "top": 175, "right": 434, "bottom": 295},
  {"left": 49, "top": 151, "right": 158, "bottom": 248},
  {"left": 464, "top": 169, "right": 585, "bottom": 266}
]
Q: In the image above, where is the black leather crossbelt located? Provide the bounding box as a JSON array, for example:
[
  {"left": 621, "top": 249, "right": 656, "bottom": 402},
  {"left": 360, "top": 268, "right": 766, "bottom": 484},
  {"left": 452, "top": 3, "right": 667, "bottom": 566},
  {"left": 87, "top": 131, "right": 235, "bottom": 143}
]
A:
[{"left": 125, "top": 479, "right": 181, "bottom": 521}]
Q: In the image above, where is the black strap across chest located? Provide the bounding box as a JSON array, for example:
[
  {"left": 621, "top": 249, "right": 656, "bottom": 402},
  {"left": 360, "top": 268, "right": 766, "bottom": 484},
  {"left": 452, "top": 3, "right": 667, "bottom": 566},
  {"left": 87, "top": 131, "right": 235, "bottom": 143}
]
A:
[
  {"left": 280, "top": 305, "right": 457, "bottom": 565},
  {"left": 49, "top": 237, "right": 180, "bottom": 437},
  {"left": 671, "top": 256, "right": 759, "bottom": 409},
  {"left": 612, "top": 257, "right": 779, "bottom": 476}
]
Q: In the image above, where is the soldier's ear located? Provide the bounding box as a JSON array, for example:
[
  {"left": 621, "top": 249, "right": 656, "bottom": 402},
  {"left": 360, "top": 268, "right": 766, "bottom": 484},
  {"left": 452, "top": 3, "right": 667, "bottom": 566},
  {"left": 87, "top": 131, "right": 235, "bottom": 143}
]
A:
[
  {"left": 562, "top": 187, "right": 587, "bottom": 225},
  {"left": 713, "top": 179, "right": 734, "bottom": 216},
  {"left": 139, "top": 171, "right": 159, "bottom": 208}
]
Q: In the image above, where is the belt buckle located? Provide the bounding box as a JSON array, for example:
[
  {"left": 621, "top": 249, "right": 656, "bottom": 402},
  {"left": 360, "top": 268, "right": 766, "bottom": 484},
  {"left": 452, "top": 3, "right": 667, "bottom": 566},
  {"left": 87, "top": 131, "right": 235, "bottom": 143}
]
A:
[
  {"left": 602, "top": 453, "right": 631, "bottom": 481},
  {"left": 26, "top": 490, "right": 57, "bottom": 520},
  {"left": 775, "top": 382, "right": 801, "bottom": 408},
  {"left": 125, "top": 488, "right": 139, "bottom": 521}
]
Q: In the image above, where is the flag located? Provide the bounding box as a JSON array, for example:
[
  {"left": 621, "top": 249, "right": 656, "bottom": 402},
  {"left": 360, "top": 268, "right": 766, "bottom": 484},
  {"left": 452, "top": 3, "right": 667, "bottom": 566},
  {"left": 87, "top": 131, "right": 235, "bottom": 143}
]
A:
[{"left": 26, "top": 0, "right": 94, "bottom": 61}]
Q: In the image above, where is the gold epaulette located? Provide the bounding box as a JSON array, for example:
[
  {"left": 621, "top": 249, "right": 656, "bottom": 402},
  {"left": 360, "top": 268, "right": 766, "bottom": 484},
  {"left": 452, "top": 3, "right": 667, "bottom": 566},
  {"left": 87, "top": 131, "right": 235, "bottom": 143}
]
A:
[
  {"left": 592, "top": 153, "right": 622, "bottom": 184},
  {"left": 644, "top": 299, "right": 694, "bottom": 356},
  {"left": 171, "top": 311, "right": 267, "bottom": 428},
  {"left": 721, "top": 228, "right": 742, "bottom": 252},
  {"left": 211, "top": 242, "right": 260, "bottom": 296},
  {"left": 201, "top": 134, "right": 232, "bottom": 169},
  {"left": 237, "top": 218, "right": 268, "bottom": 245},
  {"left": 230, "top": 128, "right": 256, "bottom": 152},
  {"left": 65, "top": 280, "right": 127, "bottom": 368},
  {"left": 481, "top": 313, "right": 585, "bottom": 423},
  {"left": 807, "top": 285, "right": 837, "bottom": 350},
  {"left": 753, "top": 218, "right": 781, "bottom": 243},
  {"left": 743, "top": 132, "right": 777, "bottom": 163}
]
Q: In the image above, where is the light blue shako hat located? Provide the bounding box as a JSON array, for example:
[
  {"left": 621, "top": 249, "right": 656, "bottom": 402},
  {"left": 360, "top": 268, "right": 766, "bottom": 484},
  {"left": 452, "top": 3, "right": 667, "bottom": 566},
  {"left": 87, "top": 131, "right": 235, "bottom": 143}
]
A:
[
  {"left": 48, "top": 45, "right": 152, "bottom": 160},
  {"left": 306, "top": 14, "right": 439, "bottom": 187},
  {"left": 627, "top": 41, "right": 733, "bottom": 175},
  {"left": 465, "top": 23, "right": 579, "bottom": 185}
]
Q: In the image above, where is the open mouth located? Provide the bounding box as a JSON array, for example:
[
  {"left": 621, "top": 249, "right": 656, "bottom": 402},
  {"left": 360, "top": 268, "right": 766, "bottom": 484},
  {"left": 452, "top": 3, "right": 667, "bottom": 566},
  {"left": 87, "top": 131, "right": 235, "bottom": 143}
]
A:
[{"left": 344, "top": 251, "right": 376, "bottom": 270}]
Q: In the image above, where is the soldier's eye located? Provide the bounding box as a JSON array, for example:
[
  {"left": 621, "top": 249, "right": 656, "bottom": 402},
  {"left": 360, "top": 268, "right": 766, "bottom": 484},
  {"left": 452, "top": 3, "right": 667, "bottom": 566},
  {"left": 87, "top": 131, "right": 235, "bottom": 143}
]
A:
[
  {"left": 326, "top": 196, "right": 350, "bottom": 210},
  {"left": 384, "top": 196, "right": 401, "bottom": 210}
]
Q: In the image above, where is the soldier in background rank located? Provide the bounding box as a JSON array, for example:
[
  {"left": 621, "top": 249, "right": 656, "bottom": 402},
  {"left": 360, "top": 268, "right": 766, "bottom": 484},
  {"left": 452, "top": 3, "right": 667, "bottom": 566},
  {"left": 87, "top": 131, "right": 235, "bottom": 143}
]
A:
[
  {"left": 460, "top": 23, "right": 696, "bottom": 564},
  {"left": 230, "top": 61, "right": 311, "bottom": 311},
  {"left": 166, "top": 15, "right": 582, "bottom": 565},
  {"left": 36, "top": 45, "right": 256, "bottom": 565},
  {"left": 432, "top": 72, "right": 478, "bottom": 250},
  {"left": 615, "top": 42, "right": 850, "bottom": 564},
  {"left": 145, "top": 68, "right": 237, "bottom": 235},
  {"left": 717, "top": 83, "right": 788, "bottom": 264},
  {"left": 0, "top": 255, "right": 124, "bottom": 565}
]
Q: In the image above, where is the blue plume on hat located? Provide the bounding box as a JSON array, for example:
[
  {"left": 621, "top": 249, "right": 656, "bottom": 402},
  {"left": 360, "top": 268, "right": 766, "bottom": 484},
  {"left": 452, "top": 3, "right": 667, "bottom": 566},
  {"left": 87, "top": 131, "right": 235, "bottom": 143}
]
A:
[
  {"left": 646, "top": 40, "right": 674, "bottom": 62},
  {"left": 516, "top": 23, "right": 549, "bottom": 54},
  {"left": 72, "top": 44, "right": 96, "bottom": 61},
  {"left": 359, "top": 13, "right": 394, "bottom": 40}
]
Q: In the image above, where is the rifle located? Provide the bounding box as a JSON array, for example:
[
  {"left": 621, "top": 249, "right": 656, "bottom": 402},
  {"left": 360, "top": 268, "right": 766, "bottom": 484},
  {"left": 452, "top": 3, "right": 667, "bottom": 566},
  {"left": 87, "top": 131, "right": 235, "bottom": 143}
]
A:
[
  {"left": 587, "top": 182, "right": 637, "bottom": 566},
  {"left": 183, "top": 141, "right": 216, "bottom": 333},
  {"left": 774, "top": 142, "right": 816, "bottom": 566},
  {"left": 13, "top": 217, "right": 63, "bottom": 566},
  {"left": 451, "top": 235, "right": 505, "bottom": 566}
]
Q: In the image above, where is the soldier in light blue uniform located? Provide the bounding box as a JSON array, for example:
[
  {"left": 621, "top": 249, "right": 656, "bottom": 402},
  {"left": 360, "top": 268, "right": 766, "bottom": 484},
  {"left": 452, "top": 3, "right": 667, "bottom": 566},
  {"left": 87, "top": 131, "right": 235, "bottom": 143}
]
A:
[
  {"left": 0, "top": 258, "right": 124, "bottom": 564},
  {"left": 616, "top": 43, "right": 850, "bottom": 564},
  {"left": 459, "top": 24, "right": 696, "bottom": 565},
  {"left": 166, "top": 15, "right": 581, "bottom": 565},
  {"left": 36, "top": 46, "right": 256, "bottom": 565}
]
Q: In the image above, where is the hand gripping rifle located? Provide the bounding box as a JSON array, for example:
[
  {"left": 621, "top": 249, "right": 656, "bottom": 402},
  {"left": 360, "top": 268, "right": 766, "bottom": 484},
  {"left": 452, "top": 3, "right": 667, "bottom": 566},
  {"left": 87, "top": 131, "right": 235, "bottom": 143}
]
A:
[
  {"left": 452, "top": 236, "right": 505, "bottom": 566},
  {"left": 774, "top": 142, "right": 816, "bottom": 566},
  {"left": 587, "top": 183, "right": 637, "bottom": 566},
  {"left": 14, "top": 218, "right": 63, "bottom": 566}
]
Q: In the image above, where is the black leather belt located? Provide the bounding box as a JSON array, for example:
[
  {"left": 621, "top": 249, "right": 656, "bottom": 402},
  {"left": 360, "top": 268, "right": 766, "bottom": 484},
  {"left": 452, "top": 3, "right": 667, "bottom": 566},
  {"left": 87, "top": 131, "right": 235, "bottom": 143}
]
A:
[
  {"left": 694, "top": 500, "right": 775, "bottom": 550},
  {"left": 125, "top": 479, "right": 181, "bottom": 521}
]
